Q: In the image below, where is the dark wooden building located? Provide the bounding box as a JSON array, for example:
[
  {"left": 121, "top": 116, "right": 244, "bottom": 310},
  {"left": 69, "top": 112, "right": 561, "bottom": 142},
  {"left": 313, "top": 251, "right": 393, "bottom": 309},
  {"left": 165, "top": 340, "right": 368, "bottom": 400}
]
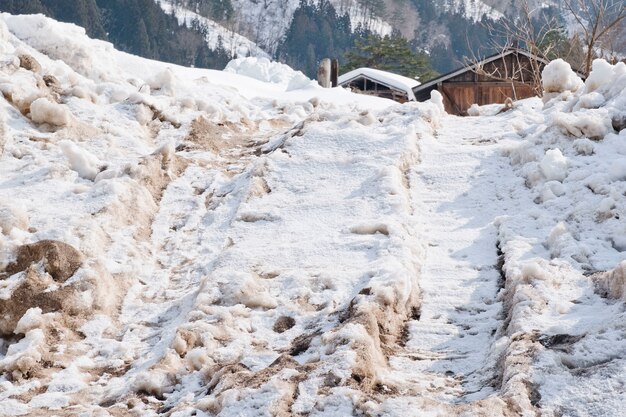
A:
[
  {"left": 412, "top": 48, "right": 549, "bottom": 115},
  {"left": 338, "top": 67, "right": 419, "bottom": 103}
]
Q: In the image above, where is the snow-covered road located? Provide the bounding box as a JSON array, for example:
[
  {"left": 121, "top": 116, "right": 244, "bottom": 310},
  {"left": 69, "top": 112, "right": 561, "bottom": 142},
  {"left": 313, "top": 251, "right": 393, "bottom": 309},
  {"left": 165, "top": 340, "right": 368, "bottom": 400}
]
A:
[
  {"left": 374, "top": 112, "right": 530, "bottom": 415},
  {"left": 1, "top": 13, "right": 626, "bottom": 417},
  {"left": 401, "top": 117, "right": 513, "bottom": 398}
]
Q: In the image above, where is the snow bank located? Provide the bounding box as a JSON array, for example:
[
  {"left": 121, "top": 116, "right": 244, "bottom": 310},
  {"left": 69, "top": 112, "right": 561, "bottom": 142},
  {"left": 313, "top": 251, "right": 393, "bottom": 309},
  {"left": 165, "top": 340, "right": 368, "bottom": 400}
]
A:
[
  {"left": 495, "top": 57, "right": 626, "bottom": 416},
  {"left": 541, "top": 59, "right": 626, "bottom": 144},
  {"left": 2, "top": 13, "right": 120, "bottom": 82},
  {"left": 225, "top": 57, "right": 318, "bottom": 90},
  {"left": 0, "top": 11, "right": 401, "bottom": 415}
]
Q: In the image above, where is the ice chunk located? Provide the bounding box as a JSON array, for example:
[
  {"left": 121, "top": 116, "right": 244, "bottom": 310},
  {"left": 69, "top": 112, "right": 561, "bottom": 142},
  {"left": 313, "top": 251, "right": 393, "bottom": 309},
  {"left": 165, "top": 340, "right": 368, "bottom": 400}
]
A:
[
  {"left": 14, "top": 307, "right": 44, "bottom": 334},
  {"left": 29, "top": 98, "right": 70, "bottom": 126},
  {"left": 59, "top": 140, "right": 102, "bottom": 181},
  {"left": 585, "top": 59, "right": 614, "bottom": 92},
  {"left": 0, "top": 204, "right": 29, "bottom": 235},
  {"left": 542, "top": 59, "right": 583, "bottom": 94},
  {"left": 540, "top": 149, "right": 568, "bottom": 181}
]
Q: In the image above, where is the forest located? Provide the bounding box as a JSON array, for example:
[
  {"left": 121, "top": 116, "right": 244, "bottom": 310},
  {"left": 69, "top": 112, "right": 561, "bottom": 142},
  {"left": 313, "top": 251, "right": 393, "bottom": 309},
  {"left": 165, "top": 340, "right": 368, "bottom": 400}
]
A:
[
  {"left": 0, "top": 0, "right": 439, "bottom": 80},
  {"left": 0, "top": 0, "right": 232, "bottom": 70}
]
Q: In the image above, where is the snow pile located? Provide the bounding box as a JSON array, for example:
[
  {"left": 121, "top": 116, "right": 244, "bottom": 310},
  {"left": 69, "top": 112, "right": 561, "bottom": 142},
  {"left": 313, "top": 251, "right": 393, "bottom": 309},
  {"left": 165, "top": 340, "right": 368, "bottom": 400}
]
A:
[
  {"left": 29, "top": 97, "right": 70, "bottom": 126},
  {"left": 542, "top": 58, "right": 583, "bottom": 96},
  {"left": 2, "top": 13, "right": 120, "bottom": 82},
  {"left": 540, "top": 58, "right": 626, "bottom": 145},
  {"left": 225, "top": 57, "right": 318, "bottom": 90},
  {"left": 493, "top": 58, "right": 626, "bottom": 415}
]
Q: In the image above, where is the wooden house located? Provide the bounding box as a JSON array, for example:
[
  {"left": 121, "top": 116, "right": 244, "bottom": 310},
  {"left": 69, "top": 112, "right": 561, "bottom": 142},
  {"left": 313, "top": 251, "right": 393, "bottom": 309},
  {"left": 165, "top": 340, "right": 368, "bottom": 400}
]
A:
[
  {"left": 412, "top": 48, "right": 550, "bottom": 115},
  {"left": 338, "top": 67, "right": 419, "bottom": 103}
]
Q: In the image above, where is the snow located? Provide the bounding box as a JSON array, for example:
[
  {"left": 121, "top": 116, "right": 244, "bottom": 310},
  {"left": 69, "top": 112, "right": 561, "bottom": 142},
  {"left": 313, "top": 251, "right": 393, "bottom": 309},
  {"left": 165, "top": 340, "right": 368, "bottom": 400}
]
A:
[
  {"left": 156, "top": 0, "right": 269, "bottom": 59},
  {"left": 225, "top": 57, "right": 317, "bottom": 91},
  {"left": 539, "top": 148, "right": 568, "bottom": 181},
  {"left": 58, "top": 140, "right": 102, "bottom": 181},
  {"left": 339, "top": 67, "right": 420, "bottom": 101},
  {"left": 158, "top": 0, "right": 392, "bottom": 57},
  {"left": 0, "top": 11, "right": 625, "bottom": 417},
  {"left": 542, "top": 58, "right": 584, "bottom": 95},
  {"left": 444, "top": 0, "right": 504, "bottom": 21},
  {"left": 29, "top": 98, "right": 70, "bottom": 126}
]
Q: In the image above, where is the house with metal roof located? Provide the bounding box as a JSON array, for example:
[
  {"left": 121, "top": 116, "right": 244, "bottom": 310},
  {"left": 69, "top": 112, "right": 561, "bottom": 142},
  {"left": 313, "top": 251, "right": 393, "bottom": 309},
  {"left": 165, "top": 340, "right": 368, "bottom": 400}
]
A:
[{"left": 338, "top": 67, "right": 420, "bottom": 103}]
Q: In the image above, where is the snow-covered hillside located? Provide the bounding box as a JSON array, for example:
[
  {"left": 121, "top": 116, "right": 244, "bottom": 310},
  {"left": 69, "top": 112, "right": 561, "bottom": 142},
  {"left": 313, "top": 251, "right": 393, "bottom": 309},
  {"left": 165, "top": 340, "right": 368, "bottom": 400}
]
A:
[
  {"left": 157, "top": 0, "right": 393, "bottom": 56},
  {"left": 1, "top": 12, "right": 626, "bottom": 417},
  {"left": 155, "top": 0, "right": 270, "bottom": 59}
]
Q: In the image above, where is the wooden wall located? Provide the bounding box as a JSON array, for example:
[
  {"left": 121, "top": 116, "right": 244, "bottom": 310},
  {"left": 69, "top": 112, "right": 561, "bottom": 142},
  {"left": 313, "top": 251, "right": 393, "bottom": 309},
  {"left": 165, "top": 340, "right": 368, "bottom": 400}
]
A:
[
  {"left": 423, "top": 52, "right": 542, "bottom": 115},
  {"left": 413, "top": 53, "right": 544, "bottom": 115},
  {"left": 440, "top": 82, "right": 535, "bottom": 115}
]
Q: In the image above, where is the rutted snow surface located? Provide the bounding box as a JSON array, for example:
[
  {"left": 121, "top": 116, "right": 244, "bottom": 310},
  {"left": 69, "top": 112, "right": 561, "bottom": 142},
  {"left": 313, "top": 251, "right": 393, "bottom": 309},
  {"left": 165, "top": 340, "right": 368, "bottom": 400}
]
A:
[{"left": 1, "top": 12, "right": 626, "bottom": 417}]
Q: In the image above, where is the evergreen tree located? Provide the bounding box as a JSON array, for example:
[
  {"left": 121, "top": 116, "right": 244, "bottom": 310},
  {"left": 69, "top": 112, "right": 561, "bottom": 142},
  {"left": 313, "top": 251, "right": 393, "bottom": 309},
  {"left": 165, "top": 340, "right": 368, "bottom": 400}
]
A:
[
  {"left": 40, "top": 0, "right": 106, "bottom": 39},
  {"left": 0, "top": 0, "right": 49, "bottom": 15},
  {"left": 276, "top": 0, "right": 360, "bottom": 78},
  {"left": 343, "top": 34, "right": 437, "bottom": 81}
]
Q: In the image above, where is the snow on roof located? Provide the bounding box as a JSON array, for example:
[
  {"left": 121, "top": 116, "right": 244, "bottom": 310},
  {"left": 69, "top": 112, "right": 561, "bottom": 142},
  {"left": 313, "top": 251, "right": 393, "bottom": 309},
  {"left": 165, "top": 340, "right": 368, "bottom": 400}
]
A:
[{"left": 338, "top": 67, "right": 420, "bottom": 101}]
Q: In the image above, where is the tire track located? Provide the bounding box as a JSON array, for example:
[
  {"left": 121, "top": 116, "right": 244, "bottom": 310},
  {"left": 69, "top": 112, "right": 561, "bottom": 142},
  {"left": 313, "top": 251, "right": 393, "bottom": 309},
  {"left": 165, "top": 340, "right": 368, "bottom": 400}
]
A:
[{"left": 383, "top": 114, "right": 530, "bottom": 413}]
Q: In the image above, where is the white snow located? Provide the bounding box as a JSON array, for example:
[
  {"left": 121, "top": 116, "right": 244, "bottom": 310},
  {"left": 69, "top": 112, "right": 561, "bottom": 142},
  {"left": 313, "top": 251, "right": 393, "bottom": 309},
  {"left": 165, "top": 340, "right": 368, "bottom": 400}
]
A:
[
  {"left": 58, "top": 140, "right": 102, "bottom": 181},
  {"left": 0, "top": 11, "right": 625, "bottom": 417},
  {"left": 29, "top": 98, "right": 70, "bottom": 126},
  {"left": 156, "top": 0, "right": 269, "bottom": 59},
  {"left": 339, "top": 67, "right": 420, "bottom": 101},
  {"left": 542, "top": 58, "right": 584, "bottom": 95},
  {"left": 539, "top": 148, "right": 568, "bottom": 181},
  {"left": 225, "top": 57, "right": 318, "bottom": 90}
]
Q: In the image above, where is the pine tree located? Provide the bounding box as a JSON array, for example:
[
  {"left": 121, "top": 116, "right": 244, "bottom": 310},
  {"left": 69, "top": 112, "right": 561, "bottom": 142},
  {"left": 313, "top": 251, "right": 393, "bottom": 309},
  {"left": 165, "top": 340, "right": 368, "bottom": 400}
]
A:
[
  {"left": 277, "top": 0, "right": 361, "bottom": 78},
  {"left": 41, "top": 0, "right": 106, "bottom": 39},
  {"left": 0, "top": 0, "right": 49, "bottom": 15},
  {"left": 344, "top": 34, "right": 437, "bottom": 80}
]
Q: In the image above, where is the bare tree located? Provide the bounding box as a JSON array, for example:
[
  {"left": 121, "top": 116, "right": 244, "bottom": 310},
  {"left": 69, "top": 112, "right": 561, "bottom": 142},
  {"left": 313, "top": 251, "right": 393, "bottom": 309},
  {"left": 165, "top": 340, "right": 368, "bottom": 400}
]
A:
[
  {"left": 471, "top": 0, "right": 566, "bottom": 96},
  {"left": 564, "top": 0, "right": 626, "bottom": 75}
]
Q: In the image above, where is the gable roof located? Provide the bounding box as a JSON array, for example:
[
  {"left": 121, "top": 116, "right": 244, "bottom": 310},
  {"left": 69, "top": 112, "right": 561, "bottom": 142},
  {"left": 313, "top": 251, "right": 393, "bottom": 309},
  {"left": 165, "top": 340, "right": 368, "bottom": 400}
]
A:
[
  {"left": 339, "top": 67, "right": 420, "bottom": 101},
  {"left": 412, "top": 48, "right": 551, "bottom": 94}
]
